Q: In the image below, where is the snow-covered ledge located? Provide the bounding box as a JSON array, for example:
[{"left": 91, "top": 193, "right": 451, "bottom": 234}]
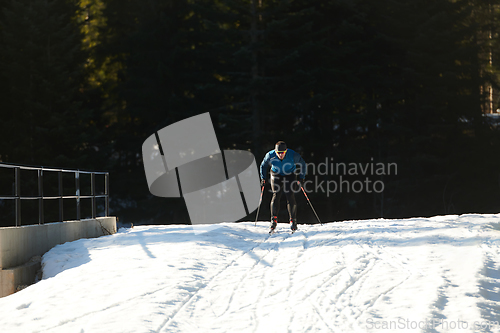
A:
[{"left": 0, "top": 217, "right": 116, "bottom": 297}]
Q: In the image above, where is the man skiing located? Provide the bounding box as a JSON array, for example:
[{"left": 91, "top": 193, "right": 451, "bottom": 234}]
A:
[{"left": 260, "top": 141, "right": 306, "bottom": 232}]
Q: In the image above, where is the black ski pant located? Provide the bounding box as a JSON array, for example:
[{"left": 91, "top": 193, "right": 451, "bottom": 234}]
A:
[{"left": 270, "top": 173, "right": 297, "bottom": 221}]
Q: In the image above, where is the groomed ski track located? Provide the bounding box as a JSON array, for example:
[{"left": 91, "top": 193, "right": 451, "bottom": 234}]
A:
[{"left": 1, "top": 214, "right": 500, "bottom": 332}]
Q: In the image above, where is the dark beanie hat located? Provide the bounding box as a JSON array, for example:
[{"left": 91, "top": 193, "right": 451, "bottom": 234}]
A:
[{"left": 275, "top": 141, "right": 287, "bottom": 152}]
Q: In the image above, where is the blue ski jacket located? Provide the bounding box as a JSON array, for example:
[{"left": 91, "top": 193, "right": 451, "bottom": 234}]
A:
[{"left": 260, "top": 149, "right": 306, "bottom": 180}]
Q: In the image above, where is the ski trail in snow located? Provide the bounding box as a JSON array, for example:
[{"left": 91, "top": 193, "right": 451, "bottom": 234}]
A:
[
  {"left": 478, "top": 231, "right": 500, "bottom": 331},
  {"left": 4, "top": 216, "right": 500, "bottom": 333},
  {"left": 155, "top": 230, "right": 273, "bottom": 332},
  {"left": 33, "top": 227, "right": 274, "bottom": 332},
  {"left": 217, "top": 228, "right": 293, "bottom": 318},
  {"left": 334, "top": 250, "right": 379, "bottom": 330},
  {"left": 250, "top": 229, "right": 297, "bottom": 332},
  {"left": 156, "top": 226, "right": 294, "bottom": 333},
  {"left": 352, "top": 242, "right": 413, "bottom": 327}
]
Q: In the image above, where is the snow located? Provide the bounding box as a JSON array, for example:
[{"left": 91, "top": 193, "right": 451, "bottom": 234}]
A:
[{"left": 2, "top": 214, "right": 500, "bottom": 332}]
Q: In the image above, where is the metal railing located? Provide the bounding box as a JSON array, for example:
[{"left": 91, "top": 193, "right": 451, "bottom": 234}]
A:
[{"left": 0, "top": 162, "right": 109, "bottom": 227}]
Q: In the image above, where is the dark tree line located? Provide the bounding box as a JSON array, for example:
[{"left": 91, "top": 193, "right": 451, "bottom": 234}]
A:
[{"left": 1, "top": 0, "right": 500, "bottom": 226}]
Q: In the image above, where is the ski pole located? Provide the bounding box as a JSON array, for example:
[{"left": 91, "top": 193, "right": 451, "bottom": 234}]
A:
[
  {"left": 300, "top": 185, "right": 322, "bottom": 225},
  {"left": 255, "top": 185, "right": 265, "bottom": 226}
]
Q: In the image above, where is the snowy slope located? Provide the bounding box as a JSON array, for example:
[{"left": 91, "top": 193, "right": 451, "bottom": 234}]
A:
[{"left": 1, "top": 214, "right": 500, "bottom": 332}]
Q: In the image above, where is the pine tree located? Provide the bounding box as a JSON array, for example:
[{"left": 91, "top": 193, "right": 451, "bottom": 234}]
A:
[
  {"left": 97, "top": 0, "right": 232, "bottom": 223},
  {"left": 0, "top": 0, "right": 89, "bottom": 167}
]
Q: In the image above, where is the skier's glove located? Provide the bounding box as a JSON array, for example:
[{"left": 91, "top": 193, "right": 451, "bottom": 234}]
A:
[
  {"left": 298, "top": 178, "right": 305, "bottom": 187},
  {"left": 260, "top": 179, "right": 266, "bottom": 187}
]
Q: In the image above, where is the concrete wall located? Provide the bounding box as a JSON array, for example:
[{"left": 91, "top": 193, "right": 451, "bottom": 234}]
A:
[
  {"left": 0, "top": 217, "right": 116, "bottom": 297},
  {"left": 1, "top": 259, "right": 41, "bottom": 297}
]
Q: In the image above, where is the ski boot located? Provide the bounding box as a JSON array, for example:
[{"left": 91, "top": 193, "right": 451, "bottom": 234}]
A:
[
  {"left": 270, "top": 216, "right": 277, "bottom": 231},
  {"left": 290, "top": 219, "right": 297, "bottom": 231}
]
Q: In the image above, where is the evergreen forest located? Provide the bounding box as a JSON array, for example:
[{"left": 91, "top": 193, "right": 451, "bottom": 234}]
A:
[{"left": 1, "top": 0, "right": 500, "bottom": 226}]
